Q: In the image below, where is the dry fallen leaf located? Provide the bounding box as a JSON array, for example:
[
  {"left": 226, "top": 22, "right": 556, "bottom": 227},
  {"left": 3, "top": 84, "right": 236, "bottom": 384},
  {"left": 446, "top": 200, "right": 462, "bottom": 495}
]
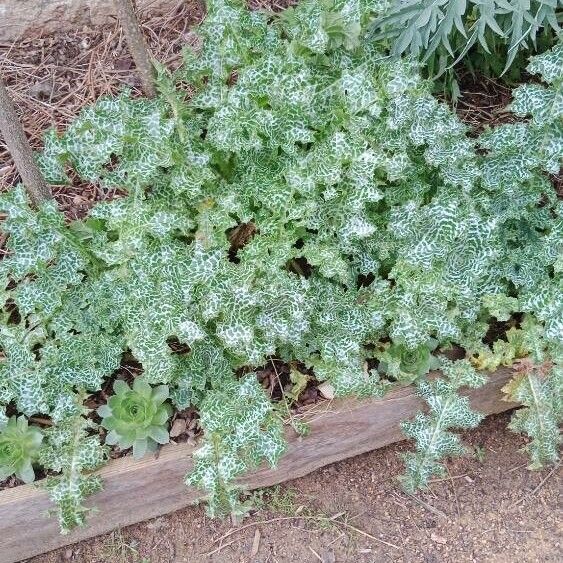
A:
[
  {"left": 169, "top": 418, "right": 187, "bottom": 438},
  {"left": 317, "top": 382, "right": 335, "bottom": 400},
  {"left": 250, "top": 528, "right": 261, "bottom": 557}
]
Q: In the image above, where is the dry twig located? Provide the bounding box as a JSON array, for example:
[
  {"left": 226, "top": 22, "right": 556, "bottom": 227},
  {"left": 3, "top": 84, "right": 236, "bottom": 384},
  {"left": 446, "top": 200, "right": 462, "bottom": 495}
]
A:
[
  {"left": 113, "top": 0, "right": 157, "bottom": 97},
  {"left": 509, "top": 461, "right": 561, "bottom": 509},
  {"left": 210, "top": 515, "right": 401, "bottom": 554},
  {"left": 0, "top": 74, "right": 51, "bottom": 205}
]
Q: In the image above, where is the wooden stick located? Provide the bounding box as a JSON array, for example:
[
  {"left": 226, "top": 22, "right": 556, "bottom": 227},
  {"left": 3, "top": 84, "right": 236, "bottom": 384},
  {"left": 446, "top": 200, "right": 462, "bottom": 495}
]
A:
[
  {"left": 113, "top": 0, "right": 157, "bottom": 97},
  {"left": 0, "top": 367, "right": 517, "bottom": 563},
  {"left": 0, "top": 75, "right": 52, "bottom": 206}
]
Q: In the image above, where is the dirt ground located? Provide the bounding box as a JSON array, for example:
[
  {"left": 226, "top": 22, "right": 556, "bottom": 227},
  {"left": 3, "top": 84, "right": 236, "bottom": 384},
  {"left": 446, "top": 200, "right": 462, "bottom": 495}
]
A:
[{"left": 27, "top": 412, "right": 561, "bottom": 563}]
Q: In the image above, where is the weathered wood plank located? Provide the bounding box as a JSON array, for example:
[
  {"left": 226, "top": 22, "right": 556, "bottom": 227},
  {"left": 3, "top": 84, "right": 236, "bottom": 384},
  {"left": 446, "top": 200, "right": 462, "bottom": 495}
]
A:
[{"left": 0, "top": 368, "right": 516, "bottom": 563}]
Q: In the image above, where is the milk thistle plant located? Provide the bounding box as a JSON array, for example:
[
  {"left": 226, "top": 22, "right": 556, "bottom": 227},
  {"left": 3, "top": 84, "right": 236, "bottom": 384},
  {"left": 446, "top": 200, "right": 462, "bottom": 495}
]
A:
[{"left": 0, "top": 0, "right": 561, "bottom": 532}]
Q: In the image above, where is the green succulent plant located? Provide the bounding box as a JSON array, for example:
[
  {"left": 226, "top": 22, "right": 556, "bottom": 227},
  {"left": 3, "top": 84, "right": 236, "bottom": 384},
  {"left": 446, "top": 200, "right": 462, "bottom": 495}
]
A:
[
  {"left": 376, "top": 339, "right": 441, "bottom": 383},
  {"left": 97, "top": 379, "right": 171, "bottom": 459},
  {"left": 0, "top": 416, "right": 43, "bottom": 483}
]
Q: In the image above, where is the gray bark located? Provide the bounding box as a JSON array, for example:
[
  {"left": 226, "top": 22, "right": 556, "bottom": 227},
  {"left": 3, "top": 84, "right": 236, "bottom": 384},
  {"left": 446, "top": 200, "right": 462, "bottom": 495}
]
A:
[
  {"left": 114, "top": 0, "right": 157, "bottom": 97},
  {"left": 0, "top": 76, "right": 52, "bottom": 206}
]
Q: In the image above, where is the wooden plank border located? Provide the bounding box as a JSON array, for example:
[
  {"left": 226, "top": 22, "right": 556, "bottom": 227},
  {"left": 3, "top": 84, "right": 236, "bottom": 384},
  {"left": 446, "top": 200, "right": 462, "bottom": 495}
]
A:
[{"left": 0, "top": 368, "right": 517, "bottom": 563}]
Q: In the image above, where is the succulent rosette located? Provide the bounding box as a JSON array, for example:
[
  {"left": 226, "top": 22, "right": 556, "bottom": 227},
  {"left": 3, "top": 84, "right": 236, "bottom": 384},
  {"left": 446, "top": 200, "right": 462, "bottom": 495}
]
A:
[
  {"left": 98, "top": 379, "right": 171, "bottom": 459},
  {"left": 0, "top": 416, "right": 43, "bottom": 483},
  {"left": 377, "top": 339, "right": 441, "bottom": 383}
]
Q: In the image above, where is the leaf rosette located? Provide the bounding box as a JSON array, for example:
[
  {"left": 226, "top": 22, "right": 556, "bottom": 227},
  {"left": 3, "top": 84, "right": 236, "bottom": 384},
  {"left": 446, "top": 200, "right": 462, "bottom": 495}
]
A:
[
  {"left": 377, "top": 339, "right": 440, "bottom": 383},
  {"left": 0, "top": 415, "right": 43, "bottom": 483},
  {"left": 98, "top": 379, "right": 171, "bottom": 459}
]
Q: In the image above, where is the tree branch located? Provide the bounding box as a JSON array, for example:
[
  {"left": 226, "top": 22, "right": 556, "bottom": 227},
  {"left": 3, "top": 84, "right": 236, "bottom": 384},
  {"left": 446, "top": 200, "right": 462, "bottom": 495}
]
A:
[
  {"left": 0, "top": 75, "right": 52, "bottom": 206},
  {"left": 113, "top": 0, "right": 157, "bottom": 97}
]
